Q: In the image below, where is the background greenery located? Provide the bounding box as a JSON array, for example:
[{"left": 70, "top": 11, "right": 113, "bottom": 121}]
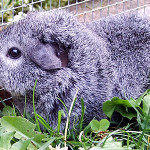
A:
[{"left": 0, "top": 0, "right": 75, "bottom": 23}]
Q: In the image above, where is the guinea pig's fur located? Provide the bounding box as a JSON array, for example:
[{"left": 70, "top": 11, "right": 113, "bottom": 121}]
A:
[
  {"left": 87, "top": 14, "right": 150, "bottom": 99},
  {"left": 0, "top": 10, "right": 149, "bottom": 128},
  {"left": 0, "top": 10, "right": 113, "bottom": 127}
]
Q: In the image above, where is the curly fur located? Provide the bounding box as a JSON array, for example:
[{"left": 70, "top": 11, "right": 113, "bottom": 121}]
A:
[
  {"left": 0, "top": 10, "right": 149, "bottom": 128},
  {"left": 87, "top": 14, "right": 150, "bottom": 99},
  {"left": 0, "top": 10, "right": 113, "bottom": 127}
]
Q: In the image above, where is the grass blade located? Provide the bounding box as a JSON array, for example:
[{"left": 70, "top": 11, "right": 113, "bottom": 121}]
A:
[
  {"left": 57, "top": 110, "right": 65, "bottom": 134},
  {"left": 79, "top": 98, "right": 85, "bottom": 131},
  {"left": 32, "top": 80, "right": 41, "bottom": 132},
  {"left": 137, "top": 108, "right": 150, "bottom": 148},
  {"left": 57, "top": 98, "right": 69, "bottom": 115},
  {"left": 38, "top": 137, "right": 56, "bottom": 150},
  {"left": 64, "top": 89, "right": 78, "bottom": 147}
]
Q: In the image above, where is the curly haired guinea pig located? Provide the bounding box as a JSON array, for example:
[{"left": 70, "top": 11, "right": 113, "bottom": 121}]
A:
[
  {"left": 0, "top": 10, "right": 150, "bottom": 128},
  {"left": 0, "top": 10, "right": 113, "bottom": 127}
]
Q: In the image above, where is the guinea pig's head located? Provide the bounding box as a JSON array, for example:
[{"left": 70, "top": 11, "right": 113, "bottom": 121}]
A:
[
  {"left": 0, "top": 10, "right": 78, "bottom": 97},
  {"left": 0, "top": 10, "right": 103, "bottom": 98}
]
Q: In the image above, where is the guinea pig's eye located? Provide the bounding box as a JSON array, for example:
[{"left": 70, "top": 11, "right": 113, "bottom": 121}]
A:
[{"left": 7, "top": 47, "right": 21, "bottom": 59}]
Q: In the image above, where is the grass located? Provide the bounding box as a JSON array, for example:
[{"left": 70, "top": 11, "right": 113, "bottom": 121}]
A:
[{"left": 0, "top": 85, "right": 150, "bottom": 149}]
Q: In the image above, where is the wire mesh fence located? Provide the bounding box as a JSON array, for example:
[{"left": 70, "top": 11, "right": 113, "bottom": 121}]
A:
[{"left": 0, "top": 0, "right": 150, "bottom": 26}]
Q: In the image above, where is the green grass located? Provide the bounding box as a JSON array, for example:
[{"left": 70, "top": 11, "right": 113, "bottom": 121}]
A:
[{"left": 0, "top": 85, "right": 150, "bottom": 149}]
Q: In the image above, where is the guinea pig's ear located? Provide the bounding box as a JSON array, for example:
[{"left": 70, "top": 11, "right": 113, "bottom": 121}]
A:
[{"left": 28, "top": 42, "right": 68, "bottom": 70}]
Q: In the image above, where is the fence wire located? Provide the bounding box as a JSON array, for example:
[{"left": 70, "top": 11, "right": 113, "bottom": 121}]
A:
[{"left": 0, "top": 0, "right": 150, "bottom": 26}]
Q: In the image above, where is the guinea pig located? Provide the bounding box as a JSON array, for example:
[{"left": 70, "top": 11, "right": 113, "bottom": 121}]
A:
[
  {"left": 0, "top": 10, "right": 149, "bottom": 128},
  {"left": 0, "top": 10, "right": 113, "bottom": 128}
]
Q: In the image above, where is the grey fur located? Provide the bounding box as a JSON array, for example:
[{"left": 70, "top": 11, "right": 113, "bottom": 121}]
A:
[
  {"left": 0, "top": 10, "right": 113, "bottom": 127},
  {"left": 87, "top": 14, "right": 150, "bottom": 99},
  {"left": 0, "top": 10, "right": 149, "bottom": 128}
]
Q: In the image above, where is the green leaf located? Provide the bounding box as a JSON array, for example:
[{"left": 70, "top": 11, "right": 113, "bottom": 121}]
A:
[
  {"left": 0, "top": 131, "right": 15, "bottom": 150},
  {"left": 136, "top": 89, "right": 150, "bottom": 105},
  {"left": 1, "top": 116, "right": 46, "bottom": 146},
  {"left": 2, "top": 106, "right": 16, "bottom": 116},
  {"left": 103, "top": 97, "right": 136, "bottom": 119},
  {"left": 115, "top": 106, "right": 137, "bottom": 120},
  {"left": 90, "top": 119, "right": 110, "bottom": 132},
  {"left": 99, "top": 119, "right": 110, "bottom": 131},
  {"left": 143, "top": 93, "right": 150, "bottom": 115},
  {"left": 102, "top": 101, "right": 116, "bottom": 118},
  {"left": 0, "top": 127, "right": 5, "bottom": 134},
  {"left": 10, "top": 139, "right": 31, "bottom": 150},
  {"left": 90, "top": 120, "right": 100, "bottom": 132},
  {"left": 26, "top": 143, "right": 38, "bottom": 150},
  {"left": 38, "top": 137, "right": 56, "bottom": 150}
]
